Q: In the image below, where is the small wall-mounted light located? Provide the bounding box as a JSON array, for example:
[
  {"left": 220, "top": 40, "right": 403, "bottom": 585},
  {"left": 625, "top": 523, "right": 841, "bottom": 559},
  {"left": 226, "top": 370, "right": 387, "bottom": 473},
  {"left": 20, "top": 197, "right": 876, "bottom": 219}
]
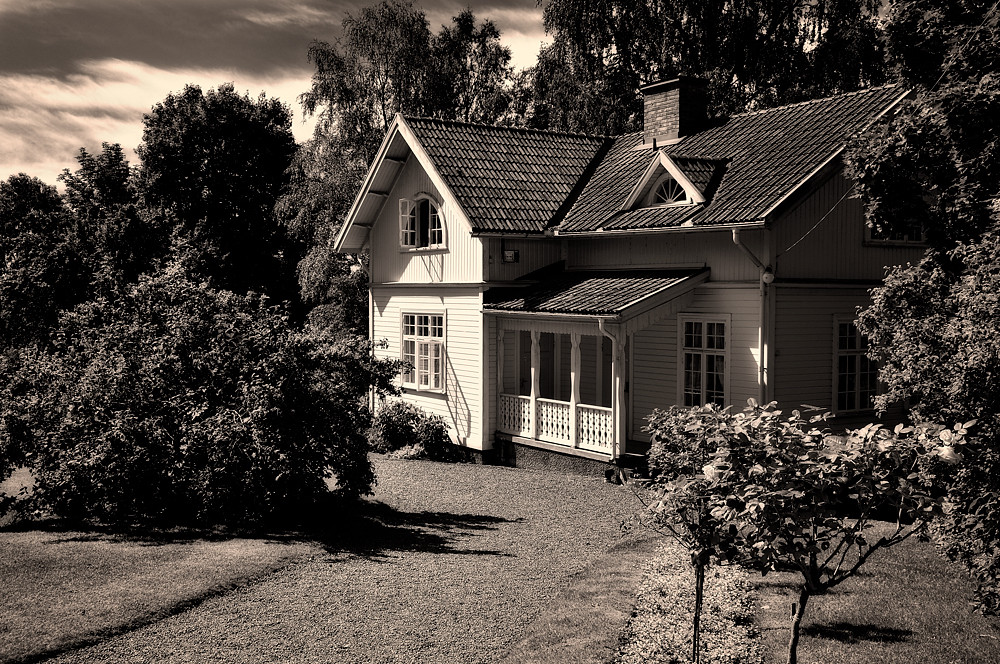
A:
[
  {"left": 502, "top": 249, "right": 519, "bottom": 264},
  {"left": 761, "top": 267, "right": 775, "bottom": 284}
]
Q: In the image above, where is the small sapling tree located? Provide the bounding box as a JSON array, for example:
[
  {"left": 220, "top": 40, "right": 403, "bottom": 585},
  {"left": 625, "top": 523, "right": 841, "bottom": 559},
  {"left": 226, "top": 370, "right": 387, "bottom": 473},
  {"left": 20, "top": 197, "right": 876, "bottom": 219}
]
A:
[
  {"left": 641, "top": 404, "right": 745, "bottom": 664},
  {"left": 707, "top": 402, "right": 970, "bottom": 664}
]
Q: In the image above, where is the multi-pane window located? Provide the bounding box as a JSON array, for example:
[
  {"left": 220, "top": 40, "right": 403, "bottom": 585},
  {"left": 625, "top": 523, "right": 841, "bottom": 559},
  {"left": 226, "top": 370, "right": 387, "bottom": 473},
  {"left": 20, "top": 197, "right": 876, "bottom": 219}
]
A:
[
  {"left": 868, "top": 220, "right": 924, "bottom": 244},
  {"left": 835, "top": 320, "right": 877, "bottom": 412},
  {"left": 680, "top": 318, "right": 727, "bottom": 407},
  {"left": 402, "top": 314, "right": 445, "bottom": 391},
  {"left": 399, "top": 198, "right": 443, "bottom": 249}
]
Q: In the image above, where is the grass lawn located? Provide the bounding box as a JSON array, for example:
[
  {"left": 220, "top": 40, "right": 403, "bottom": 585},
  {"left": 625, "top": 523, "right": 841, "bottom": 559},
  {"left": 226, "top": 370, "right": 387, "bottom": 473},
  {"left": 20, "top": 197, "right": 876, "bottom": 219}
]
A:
[
  {"left": 0, "top": 531, "right": 317, "bottom": 663},
  {"left": 0, "top": 471, "right": 317, "bottom": 664},
  {"left": 753, "top": 523, "right": 1000, "bottom": 664}
]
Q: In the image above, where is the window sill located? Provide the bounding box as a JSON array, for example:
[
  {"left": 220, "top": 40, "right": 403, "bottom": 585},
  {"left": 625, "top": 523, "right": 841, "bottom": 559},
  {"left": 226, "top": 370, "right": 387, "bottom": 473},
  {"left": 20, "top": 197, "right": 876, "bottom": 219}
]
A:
[
  {"left": 862, "top": 240, "right": 927, "bottom": 248},
  {"left": 399, "top": 246, "right": 447, "bottom": 254},
  {"left": 401, "top": 386, "right": 447, "bottom": 397}
]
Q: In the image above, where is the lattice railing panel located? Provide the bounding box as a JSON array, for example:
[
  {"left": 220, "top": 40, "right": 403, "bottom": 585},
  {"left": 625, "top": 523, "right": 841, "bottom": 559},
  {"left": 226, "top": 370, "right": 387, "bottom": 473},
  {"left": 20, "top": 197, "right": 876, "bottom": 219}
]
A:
[
  {"left": 535, "top": 398, "right": 571, "bottom": 445},
  {"left": 498, "top": 394, "right": 531, "bottom": 437},
  {"left": 577, "top": 404, "right": 613, "bottom": 453}
]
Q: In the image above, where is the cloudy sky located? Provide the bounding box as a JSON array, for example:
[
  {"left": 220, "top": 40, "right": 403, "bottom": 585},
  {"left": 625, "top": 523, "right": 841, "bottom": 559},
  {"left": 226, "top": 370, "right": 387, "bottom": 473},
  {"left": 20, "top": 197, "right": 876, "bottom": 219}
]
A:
[{"left": 0, "top": 0, "right": 547, "bottom": 187}]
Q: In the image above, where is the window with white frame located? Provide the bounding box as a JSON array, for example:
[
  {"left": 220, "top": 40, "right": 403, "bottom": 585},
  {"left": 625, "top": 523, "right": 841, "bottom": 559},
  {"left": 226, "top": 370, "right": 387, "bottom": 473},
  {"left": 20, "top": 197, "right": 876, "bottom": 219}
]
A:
[
  {"left": 402, "top": 313, "right": 445, "bottom": 391},
  {"left": 646, "top": 173, "right": 691, "bottom": 206},
  {"left": 399, "top": 197, "right": 444, "bottom": 249},
  {"left": 679, "top": 316, "right": 728, "bottom": 407},
  {"left": 834, "top": 319, "right": 877, "bottom": 412}
]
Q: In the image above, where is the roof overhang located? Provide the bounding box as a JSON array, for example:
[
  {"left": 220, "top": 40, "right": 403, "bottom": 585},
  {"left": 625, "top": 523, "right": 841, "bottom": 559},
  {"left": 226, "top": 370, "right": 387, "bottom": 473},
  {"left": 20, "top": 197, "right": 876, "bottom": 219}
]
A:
[
  {"left": 333, "top": 114, "right": 475, "bottom": 253},
  {"left": 484, "top": 267, "right": 710, "bottom": 335}
]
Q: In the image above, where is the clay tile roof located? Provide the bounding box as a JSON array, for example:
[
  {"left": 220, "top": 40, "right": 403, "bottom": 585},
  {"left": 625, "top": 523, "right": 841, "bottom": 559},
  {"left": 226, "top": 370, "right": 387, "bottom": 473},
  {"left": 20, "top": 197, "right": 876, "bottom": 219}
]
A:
[
  {"left": 558, "top": 84, "right": 905, "bottom": 233},
  {"left": 403, "top": 117, "right": 609, "bottom": 234},
  {"left": 484, "top": 265, "right": 709, "bottom": 316}
]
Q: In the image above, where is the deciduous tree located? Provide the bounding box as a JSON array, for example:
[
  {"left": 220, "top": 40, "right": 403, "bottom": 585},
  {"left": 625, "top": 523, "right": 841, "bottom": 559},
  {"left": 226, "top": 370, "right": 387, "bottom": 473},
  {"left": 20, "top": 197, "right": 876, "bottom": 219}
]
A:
[{"left": 138, "top": 83, "right": 299, "bottom": 301}]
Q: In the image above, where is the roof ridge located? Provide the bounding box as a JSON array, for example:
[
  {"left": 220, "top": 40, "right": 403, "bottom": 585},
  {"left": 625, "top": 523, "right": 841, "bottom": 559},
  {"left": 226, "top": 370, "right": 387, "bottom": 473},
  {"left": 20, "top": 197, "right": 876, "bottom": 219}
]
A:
[
  {"left": 730, "top": 83, "right": 901, "bottom": 119},
  {"left": 402, "top": 115, "right": 610, "bottom": 141}
]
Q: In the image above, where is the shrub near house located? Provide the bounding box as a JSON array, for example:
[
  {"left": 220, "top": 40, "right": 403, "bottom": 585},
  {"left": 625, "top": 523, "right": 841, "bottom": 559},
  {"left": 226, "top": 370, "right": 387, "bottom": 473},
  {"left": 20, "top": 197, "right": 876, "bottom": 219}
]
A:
[{"left": 0, "top": 268, "right": 400, "bottom": 528}]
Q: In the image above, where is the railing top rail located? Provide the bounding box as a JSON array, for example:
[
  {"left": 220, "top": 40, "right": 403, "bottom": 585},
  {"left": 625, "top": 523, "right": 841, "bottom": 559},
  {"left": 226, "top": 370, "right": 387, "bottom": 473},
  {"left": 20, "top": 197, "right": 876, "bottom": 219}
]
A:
[
  {"left": 577, "top": 403, "right": 613, "bottom": 413},
  {"left": 535, "top": 397, "right": 571, "bottom": 407}
]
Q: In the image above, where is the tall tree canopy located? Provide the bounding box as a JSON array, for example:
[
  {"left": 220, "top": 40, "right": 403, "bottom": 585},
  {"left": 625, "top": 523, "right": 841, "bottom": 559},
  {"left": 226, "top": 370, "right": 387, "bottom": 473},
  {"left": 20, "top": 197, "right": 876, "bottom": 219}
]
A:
[
  {"left": 847, "top": 0, "right": 1000, "bottom": 612},
  {"left": 60, "top": 143, "right": 164, "bottom": 297},
  {"left": 138, "top": 83, "right": 299, "bottom": 301},
  {"left": 281, "top": 1, "right": 513, "bottom": 333},
  {"left": 528, "top": 0, "right": 888, "bottom": 134},
  {"left": 0, "top": 175, "right": 87, "bottom": 349}
]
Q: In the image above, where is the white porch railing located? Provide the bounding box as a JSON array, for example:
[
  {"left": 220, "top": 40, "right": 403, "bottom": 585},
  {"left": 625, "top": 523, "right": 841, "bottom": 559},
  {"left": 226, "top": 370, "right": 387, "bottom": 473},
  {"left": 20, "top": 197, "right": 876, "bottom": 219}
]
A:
[
  {"left": 577, "top": 404, "right": 614, "bottom": 453},
  {"left": 499, "top": 393, "right": 613, "bottom": 454},
  {"left": 536, "top": 398, "right": 571, "bottom": 444},
  {"left": 498, "top": 394, "right": 531, "bottom": 437}
]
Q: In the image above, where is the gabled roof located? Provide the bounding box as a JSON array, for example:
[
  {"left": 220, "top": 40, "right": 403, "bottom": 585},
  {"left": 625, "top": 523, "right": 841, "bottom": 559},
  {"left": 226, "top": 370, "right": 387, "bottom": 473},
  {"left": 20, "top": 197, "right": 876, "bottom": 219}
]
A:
[
  {"left": 404, "top": 118, "right": 609, "bottom": 234},
  {"left": 559, "top": 84, "right": 906, "bottom": 233},
  {"left": 484, "top": 264, "right": 710, "bottom": 317},
  {"left": 335, "top": 84, "right": 906, "bottom": 249}
]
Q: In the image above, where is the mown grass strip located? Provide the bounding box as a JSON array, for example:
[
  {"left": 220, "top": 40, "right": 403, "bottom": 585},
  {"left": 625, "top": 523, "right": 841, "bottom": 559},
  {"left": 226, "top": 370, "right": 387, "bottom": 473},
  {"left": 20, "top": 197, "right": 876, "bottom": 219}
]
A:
[
  {"left": 752, "top": 523, "right": 1000, "bottom": 663},
  {"left": 0, "top": 531, "right": 315, "bottom": 664}
]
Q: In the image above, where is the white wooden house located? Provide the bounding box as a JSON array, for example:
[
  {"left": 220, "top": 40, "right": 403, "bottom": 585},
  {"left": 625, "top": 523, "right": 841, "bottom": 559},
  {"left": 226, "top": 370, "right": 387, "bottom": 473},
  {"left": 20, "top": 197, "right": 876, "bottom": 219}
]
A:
[{"left": 335, "top": 78, "right": 923, "bottom": 464}]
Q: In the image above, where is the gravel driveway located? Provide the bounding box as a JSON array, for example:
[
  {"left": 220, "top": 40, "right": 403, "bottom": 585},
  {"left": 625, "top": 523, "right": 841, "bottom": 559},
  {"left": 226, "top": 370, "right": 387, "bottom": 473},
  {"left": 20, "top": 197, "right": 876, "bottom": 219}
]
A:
[{"left": 49, "top": 456, "right": 642, "bottom": 664}]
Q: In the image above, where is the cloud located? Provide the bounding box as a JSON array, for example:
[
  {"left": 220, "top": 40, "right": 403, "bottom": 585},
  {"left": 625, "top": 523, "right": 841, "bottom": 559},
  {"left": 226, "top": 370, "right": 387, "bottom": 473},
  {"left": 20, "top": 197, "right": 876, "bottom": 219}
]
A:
[
  {"left": 0, "top": 0, "right": 546, "bottom": 185},
  {"left": 0, "top": 59, "right": 316, "bottom": 186}
]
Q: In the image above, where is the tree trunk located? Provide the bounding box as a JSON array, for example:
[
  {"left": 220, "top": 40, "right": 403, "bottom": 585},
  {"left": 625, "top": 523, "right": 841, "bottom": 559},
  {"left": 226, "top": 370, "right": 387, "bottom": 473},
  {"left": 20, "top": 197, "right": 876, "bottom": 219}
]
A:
[
  {"left": 693, "top": 561, "right": 705, "bottom": 664},
  {"left": 787, "top": 586, "right": 810, "bottom": 664}
]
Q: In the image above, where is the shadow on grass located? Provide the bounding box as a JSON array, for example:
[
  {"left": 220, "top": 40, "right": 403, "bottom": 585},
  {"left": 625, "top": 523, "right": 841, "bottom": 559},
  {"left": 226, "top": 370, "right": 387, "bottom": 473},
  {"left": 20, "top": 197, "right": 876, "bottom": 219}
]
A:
[
  {"left": 304, "top": 499, "right": 521, "bottom": 558},
  {"left": 803, "top": 622, "right": 913, "bottom": 644}
]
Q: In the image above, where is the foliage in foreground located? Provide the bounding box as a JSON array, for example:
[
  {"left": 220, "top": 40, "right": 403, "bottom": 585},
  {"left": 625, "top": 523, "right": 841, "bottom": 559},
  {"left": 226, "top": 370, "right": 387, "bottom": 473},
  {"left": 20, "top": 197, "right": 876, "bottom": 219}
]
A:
[
  {"left": 844, "top": 0, "right": 1000, "bottom": 613},
  {"left": 368, "top": 400, "right": 467, "bottom": 462},
  {"left": 0, "top": 268, "right": 400, "bottom": 528},
  {"left": 642, "top": 402, "right": 969, "bottom": 664}
]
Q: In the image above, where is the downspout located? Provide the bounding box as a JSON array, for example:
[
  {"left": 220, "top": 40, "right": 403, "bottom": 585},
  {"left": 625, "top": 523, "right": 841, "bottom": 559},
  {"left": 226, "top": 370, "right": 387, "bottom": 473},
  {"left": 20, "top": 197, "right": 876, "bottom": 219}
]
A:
[{"left": 732, "top": 230, "right": 772, "bottom": 405}]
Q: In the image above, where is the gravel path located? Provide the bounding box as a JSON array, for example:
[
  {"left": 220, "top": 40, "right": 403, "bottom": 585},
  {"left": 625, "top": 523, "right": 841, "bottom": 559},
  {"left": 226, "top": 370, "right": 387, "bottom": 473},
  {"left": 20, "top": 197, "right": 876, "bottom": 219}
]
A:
[{"left": 48, "top": 457, "right": 642, "bottom": 664}]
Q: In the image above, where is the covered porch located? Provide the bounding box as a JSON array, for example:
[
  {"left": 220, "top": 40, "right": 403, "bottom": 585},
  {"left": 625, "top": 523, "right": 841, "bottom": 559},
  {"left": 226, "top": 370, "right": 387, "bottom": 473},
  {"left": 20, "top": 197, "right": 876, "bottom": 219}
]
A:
[{"left": 486, "top": 265, "right": 709, "bottom": 460}]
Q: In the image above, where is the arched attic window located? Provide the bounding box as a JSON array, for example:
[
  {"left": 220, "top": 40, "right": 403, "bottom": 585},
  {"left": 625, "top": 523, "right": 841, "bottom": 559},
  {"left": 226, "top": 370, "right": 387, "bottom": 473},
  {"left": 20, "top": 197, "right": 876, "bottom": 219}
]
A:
[
  {"left": 646, "top": 173, "right": 691, "bottom": 206},
  {"left": 399, "top": 194, "right": 445, "bottom": 249}
]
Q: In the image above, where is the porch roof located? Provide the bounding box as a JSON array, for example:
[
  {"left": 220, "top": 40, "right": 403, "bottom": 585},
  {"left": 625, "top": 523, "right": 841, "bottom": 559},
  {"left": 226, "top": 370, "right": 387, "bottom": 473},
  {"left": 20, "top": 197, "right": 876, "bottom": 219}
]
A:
[{"left": 484, "top": 266, "right": 709, "bottom": 317}]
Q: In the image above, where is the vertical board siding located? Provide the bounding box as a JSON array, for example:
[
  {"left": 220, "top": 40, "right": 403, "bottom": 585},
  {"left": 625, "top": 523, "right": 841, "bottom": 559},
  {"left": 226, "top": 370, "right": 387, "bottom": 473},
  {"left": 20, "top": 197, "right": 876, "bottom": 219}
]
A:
[
  {"left": 772, "top": 285, "right": 904, "bottom": 426},
  {"left": 370, "top": 155, "right": 483, "bottom": 284},
  {"left": 630, "top": 285, "right": 760, "bottom": 440},
  {"left": 567, "top": 230, "right": 764, "bottom": 281},
  {"left": 372, "top": 287, "right": 484, "bottom": 449},
  {"left": 486, "top": 238, "right": 563, "bottom": 281},
  {"left": 774, "top": 173, "right": 925, "bottom": 281}
]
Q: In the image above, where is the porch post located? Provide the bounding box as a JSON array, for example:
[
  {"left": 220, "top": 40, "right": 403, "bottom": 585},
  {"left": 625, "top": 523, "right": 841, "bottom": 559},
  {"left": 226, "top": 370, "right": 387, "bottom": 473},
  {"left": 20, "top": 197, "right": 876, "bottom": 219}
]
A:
[
  {"left": 553, "top": 333, "right": 562, "bottom": 401},
  {"left": 530, "top": 330, "right": 540, "bottom": 440},
  {"left": 497, "top": 327, "right": 505, "bottom": 400},
  {"left": 612, "top": 332, "right": 626, "bottom": 459},
  {"left": 570, "top": 333, "right": 581, "bottom": 448}
]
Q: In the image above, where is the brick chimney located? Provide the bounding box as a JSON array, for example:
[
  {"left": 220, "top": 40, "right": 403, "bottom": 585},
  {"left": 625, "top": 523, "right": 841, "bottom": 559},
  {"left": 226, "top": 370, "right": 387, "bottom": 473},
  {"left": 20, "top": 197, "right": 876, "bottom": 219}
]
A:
[{"left": 640, "top": 77, "right": 709, "bottom": 145}]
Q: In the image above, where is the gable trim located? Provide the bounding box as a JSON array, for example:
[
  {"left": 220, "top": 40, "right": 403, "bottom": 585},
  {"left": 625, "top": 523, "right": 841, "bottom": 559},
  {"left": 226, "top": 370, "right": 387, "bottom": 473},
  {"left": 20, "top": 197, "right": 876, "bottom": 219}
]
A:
[
  {"left": 622, "top": 150, "right": 706, "bottom": 211},
  {"left": 333, "top": 114, "right": 476, "bottom": 253}
]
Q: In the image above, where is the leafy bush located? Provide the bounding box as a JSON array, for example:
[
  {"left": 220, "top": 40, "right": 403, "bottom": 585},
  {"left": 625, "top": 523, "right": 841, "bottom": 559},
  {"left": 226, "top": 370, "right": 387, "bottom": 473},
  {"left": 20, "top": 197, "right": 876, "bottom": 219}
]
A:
[
  {"left": 368, "top": 400, "right": 465, "bottom": 462},
  {"left": 642, "top": 401, "right": 969, "bottom": 664},
  {"left": 0, "top": 267, "right": 400, "bottom": 528}
]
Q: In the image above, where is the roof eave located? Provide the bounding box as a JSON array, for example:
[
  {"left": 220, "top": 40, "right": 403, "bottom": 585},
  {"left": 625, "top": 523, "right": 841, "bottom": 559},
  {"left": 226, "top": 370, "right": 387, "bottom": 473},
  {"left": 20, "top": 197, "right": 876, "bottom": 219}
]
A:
[{"left": 555, "top": 219, "right": 765, "bottom": 237}]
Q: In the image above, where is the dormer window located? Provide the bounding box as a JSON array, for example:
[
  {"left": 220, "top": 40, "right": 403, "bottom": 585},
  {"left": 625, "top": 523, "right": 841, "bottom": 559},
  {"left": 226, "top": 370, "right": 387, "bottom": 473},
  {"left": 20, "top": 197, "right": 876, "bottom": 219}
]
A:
[
  {"left": 399, "top": 196, "right": 445, "bottom": 250},
  {"left": 647, "top": 174, "right": 690, "bottom": 206}
]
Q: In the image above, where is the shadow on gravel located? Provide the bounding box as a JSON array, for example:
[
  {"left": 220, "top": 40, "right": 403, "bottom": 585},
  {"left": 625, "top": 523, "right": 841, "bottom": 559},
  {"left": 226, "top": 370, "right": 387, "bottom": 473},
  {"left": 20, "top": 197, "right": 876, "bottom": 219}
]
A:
[
  {"left": 802, "top": 622, "right": 913, "bottom": 644},
  {"left": 310, "top": 499, "right": 520, "bottom": 558}
]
